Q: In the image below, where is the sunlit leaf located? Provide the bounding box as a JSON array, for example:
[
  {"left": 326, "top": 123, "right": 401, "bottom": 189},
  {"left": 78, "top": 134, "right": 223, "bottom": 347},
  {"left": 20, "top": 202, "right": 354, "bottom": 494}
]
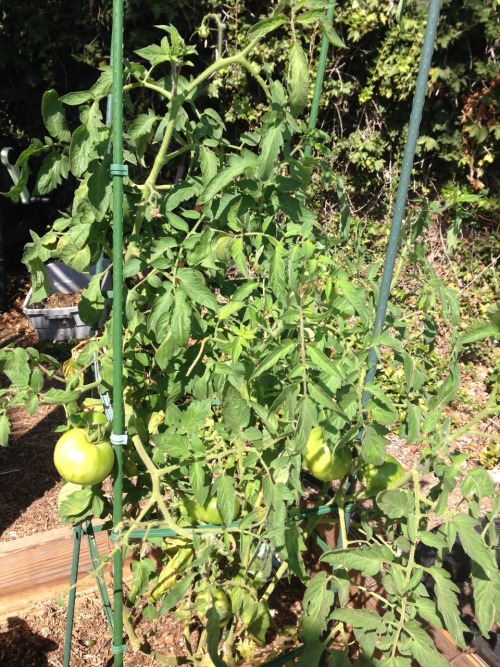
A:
[
  {"left": 42, "top": 90, "right": 70, "bottom": 142},
  {"left": 288, "top": 41, "right": 309, "bottom": 117}
]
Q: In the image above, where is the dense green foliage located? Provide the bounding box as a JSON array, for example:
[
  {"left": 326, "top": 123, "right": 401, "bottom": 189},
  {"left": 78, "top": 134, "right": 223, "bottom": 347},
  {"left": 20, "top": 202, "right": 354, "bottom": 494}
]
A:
[
  {"left": 0, "top": 3, "right": 499, "bottom": 664},
  {"left": 0, "top": 2, "right": 499, "bottom": 665},
  {"left": 2, "top": 0, "right": 498, "bottom": 226}
]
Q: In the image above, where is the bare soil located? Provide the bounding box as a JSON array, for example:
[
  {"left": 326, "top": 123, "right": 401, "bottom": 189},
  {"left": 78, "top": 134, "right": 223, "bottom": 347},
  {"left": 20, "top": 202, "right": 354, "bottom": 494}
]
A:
[{"left": 43, "top": 290, "right": 83, "bottom": 310}]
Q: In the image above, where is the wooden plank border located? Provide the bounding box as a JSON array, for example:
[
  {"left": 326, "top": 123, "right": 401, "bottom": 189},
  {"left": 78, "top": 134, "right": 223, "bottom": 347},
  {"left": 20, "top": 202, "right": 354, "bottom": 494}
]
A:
[{"left": 0, "top": 525, "right": 115, "bottom": 620}]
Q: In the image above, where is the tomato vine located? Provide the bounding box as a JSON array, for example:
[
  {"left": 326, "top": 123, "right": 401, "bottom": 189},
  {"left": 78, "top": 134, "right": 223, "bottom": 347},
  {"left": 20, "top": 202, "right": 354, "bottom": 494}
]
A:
[{"left": 1, "top": 3, "right": 499, "bottom": 666}]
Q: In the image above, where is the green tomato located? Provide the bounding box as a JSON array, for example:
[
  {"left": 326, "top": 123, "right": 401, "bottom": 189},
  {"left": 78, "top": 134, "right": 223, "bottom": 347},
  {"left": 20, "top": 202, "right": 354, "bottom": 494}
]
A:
[
  {"left": 186, "top": 495, "right": 240, "bottom": 525},
  {"left": 358, "top": 454, "right": 404, "bottom": 493},
  {"left": 53, "top": 428, "right": 114, "bottom": 486},
  {"left": 198, "top": 24, "right": 210, "bottom": 39},
  {"left": 195, "top": 588, "right": 231, "bottom": 625},
  {"left": 304, "top": 427, "right": 352, "bottom": 482}
]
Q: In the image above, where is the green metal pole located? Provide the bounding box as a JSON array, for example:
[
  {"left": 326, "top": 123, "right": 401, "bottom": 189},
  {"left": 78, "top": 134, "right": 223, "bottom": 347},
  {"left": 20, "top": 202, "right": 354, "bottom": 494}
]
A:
[
  {"left": 85, "top": 522, "right": 114, "bottom": 631},
  {"left": 110, "top": 0, "right": 127, "bottom": 664},
  {"left": 63, "top": 524, "right": 83, "bottom": 667},
  {"left": 362, "top": 0, "right": 441, "bottom": 405},
  {"left": 304, "top": 2, "right": 337, "bottom": 159}
]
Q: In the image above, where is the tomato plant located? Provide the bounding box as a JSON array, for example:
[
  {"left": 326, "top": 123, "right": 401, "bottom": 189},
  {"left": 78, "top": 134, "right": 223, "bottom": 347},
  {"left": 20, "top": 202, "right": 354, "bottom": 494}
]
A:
[
  {"left": 53, "top": 428, "right": 114, "bottom": 486},
  {"left": 1, "top": 2, "right": 499, "bottom": 666}
]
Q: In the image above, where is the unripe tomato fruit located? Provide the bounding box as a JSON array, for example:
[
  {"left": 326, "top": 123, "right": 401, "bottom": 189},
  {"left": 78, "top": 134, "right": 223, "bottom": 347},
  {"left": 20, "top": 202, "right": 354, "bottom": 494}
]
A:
[
  {"left": 198, "top": 25, "right": 210, "bottom": 39},
  {"left": 304, "top": 427, "right": 352, "bottom": 482},
  {"left": 53, "top": 428, "right": 114, "bottom": 485},
  {"left": 357, "top": 454, "right": 404, "bottom": 493},
  {"left": 186, "top": 495, "right": 240, "bottom": 525},
  {"left": 195, "top": 588, "right": 231, "bottom": 625}
]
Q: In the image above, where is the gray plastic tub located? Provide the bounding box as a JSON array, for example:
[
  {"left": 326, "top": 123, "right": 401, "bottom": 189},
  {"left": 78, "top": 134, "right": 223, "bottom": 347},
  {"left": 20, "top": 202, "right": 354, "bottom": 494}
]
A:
[{"left": 22, "top": 261, "right": 110, "bottom": 341}]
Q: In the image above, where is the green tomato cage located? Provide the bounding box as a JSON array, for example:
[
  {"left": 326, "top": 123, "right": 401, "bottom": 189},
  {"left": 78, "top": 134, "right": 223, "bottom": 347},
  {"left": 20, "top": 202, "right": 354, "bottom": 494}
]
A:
[{"left": 62, "top": 1, "right": 442, "bottom": 665}]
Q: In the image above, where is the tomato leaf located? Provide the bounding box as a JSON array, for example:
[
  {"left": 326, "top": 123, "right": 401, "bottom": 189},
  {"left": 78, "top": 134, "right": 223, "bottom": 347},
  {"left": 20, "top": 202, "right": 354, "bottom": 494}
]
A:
[
  {"left": 199, "top": 146, "right": 219, "bottom": 186},
  {"left": 155, "top": 333, "right": 178, "bottom": 370},
  {"left": 247, "top": 15, "right": 287, "bottom": 40},
  {"left": 181, "top": 399, "right": 212, "bottom": 432},
  {"left": 190, "top": 462, "right": 209, "bottom": 506},
  {"left": 430, "top": 567, "right": 468, "bottom": 648},
  {"left": 306, "top": 346, "right": 343, "bottom": 389},
  {"left": 433, "top": 366, "right": 461, "bottom": 410},
  {"left": 239, "top": 588, "right": 258, "bottom": 626},
  {"left": 403, "top": 621, "right": 451, "bottom": 667},
  {"left": 218, "top": 301, "right": 246, "bottom": 322},
  {"left": 472, "top": 563, "right": 500, "bottom": 636},
  {"left": 376, "top": 490, "right": 413, "bottom": 519},
  {"left": 206, "top": 608, "right": 226, "bottom": 666},
  {"left": 59, "top": 241, "right": 91, "bottom": 273},
  {"left": 365, "top": 395, "right": 398, "bottom": 426},
  {"left": 42, "top": 388, "right": 81, "bottom": 405},
  {"left": 415, "top": 598, "right": 444, "bottom": 629},
  {"left": 251, "top": 340, "right": 296, "bottom": 379},
  {"left": 335, "top": 278, "right": 369, "bottom": 324},
  {"left": 284, "top": 522, "right": 307, "bottom": 579},
  {"left": 87, "top": 155, "right": 112, "bottom": 221},
  {"left": 231, "top": 237, "right": 249, "bottom": 278},
  {"left": 269, "top": 240, "right": 288, "bottom": 304},
  {"left": 258, "top": 120, "right": 284, "bottom": 181},
  {"left": 453, "top": 514, "right": 498, "bottom": 577},
  {"left": 70, "top": 125, "right": 94, "bottom": 177},
  {"left": 0, "top": 414, "right": 11, "bottom": 446},
  {"left": 215, "top": 475, "right": 237, "bottom": 525},
  {"left": 299, "top": 571, "right": 334, "bottom": 658},
  {"left": 248, "top": 600, "right": 270, "bottom": 645},
  {"left": 34, "top": 153, "right": 70, "bottom": 195},
  {"left": 419, "top": 531, "right": 448, "bottom": 549},
  {"left": 158, "top": 573, "right": 197, "bottom": 617},
  {"left": 171, "top": 290, "right": 191, "bottom": 345},
  {"left": 135, "top": 43, "right": 172, "bottom": 67},
  {"left": 79, "top": 271, "right": 107, "bottom": 326},
  {"left": 405, "top": 405, "right": 421, "bottom": 445},
  {"left": 177, "top": 268, "right": 218, "bottom": 311},
  {"left": 3, "top": 348, "right": 30, "bottom": 387},
  {"left": 60, "top": 90, "right": 94, "bottom": 105},
  {"left": 288, "top": 42, "right": 309, "bottom": 117},
  {"left": 461, "top": 467, "right": 495, "bottom": 499},
  {"left": 199, "top": 152, "right": 259, "bottom": 205},
  {"left": 361, "top": 424, "right": 387, "bottom": 465},
  {"left": 222, "top": 385, "right": 250, "bottom": 433},
  {"left": 128, "top": 111, "right": 157, "bottom": 140},
  {"left": 331, "top": 608, "right": 381, "bottom": 631},
  {"left": 458, "top": 323, "right": 499, "bottom": 346},
  {"left": 322, "top": 545, "right": 393, "bottom": 576},
  {"left": 42, "top": 89, "right": 71, "bottom": 142},
  {"left": 318, "top": 19, "right": 345, "bottom": 49},
  {"left": 57, "top": 483, "right": 93, "bottom": 523},
  {"left": 296, "top": 395, "right": 318, "bottom": 449},
  {"left": 127, "top": 558, "right": 157, "bottom": 605}
]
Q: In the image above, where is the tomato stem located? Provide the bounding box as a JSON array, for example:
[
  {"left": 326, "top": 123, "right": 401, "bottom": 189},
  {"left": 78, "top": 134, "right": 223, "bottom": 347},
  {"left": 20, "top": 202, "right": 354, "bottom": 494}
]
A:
[{"left": 260, "top": 560, "right": 288, "bottom": 603}]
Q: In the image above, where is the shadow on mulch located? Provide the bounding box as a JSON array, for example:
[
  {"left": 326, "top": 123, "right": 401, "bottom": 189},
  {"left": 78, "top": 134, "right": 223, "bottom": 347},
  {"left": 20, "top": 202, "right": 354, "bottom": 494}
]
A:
[
  {"left": 0, "top": 405, "right": 64, "bottom": 538},
  {"left": 0, "top": 617, "right": 57, "bottom": 666}
]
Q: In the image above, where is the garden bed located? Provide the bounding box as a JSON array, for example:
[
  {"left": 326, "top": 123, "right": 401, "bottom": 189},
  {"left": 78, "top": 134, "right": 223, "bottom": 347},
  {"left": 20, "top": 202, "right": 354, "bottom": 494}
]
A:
[{"left": 0, "top": 274, "right": 498, "bottom": 666}]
